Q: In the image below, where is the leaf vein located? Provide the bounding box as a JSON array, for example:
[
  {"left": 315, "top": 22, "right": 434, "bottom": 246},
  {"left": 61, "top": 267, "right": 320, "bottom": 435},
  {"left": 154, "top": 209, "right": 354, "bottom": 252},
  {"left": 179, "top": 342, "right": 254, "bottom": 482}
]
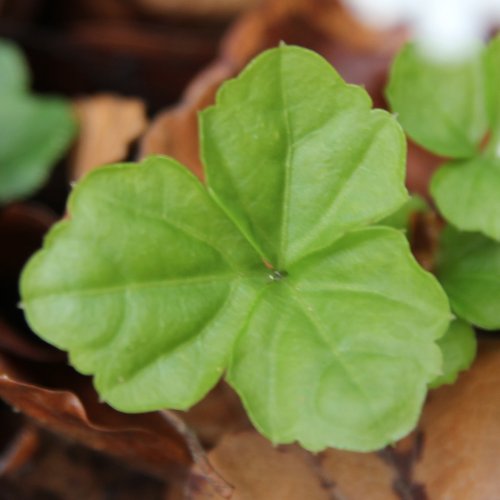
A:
[
  {"left": 278, "top": 49, "right": 294, "bottom": 268},
  {"left": 104, "top": 281, "right": 244, "bottom": 393},
  {"left": 284, "top": 282, "right": 382, "bottom": 430},
  {"left": 293, "top": 120, "right": 389, "bottom": 261},
  {"left": 90, "top": 191, "right": 235, "bottom": 268},
  {"left": 25, "top": 274, "right": 238, "bottom": 302}
]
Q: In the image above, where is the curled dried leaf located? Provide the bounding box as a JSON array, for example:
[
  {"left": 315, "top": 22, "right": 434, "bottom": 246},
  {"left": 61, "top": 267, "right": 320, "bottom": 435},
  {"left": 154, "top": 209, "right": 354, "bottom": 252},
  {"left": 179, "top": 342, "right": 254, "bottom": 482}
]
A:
[
  {"left": 0, "top": 354, "right": 191, "bottom": 477},
  {"left": 0, "top": 423, "right": 39, "bottom": 476}
]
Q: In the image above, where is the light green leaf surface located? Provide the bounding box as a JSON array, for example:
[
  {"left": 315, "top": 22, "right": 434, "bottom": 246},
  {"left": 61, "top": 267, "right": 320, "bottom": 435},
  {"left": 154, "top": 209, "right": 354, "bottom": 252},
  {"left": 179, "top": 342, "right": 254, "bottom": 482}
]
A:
[
  {"left": 0, "top": 40, "right": 76, "bottom": 203},
  {"left": 386, "top": 43, "right": 488, "bottom": 158},
  {"left": 437, "top": 226, "right": 500, "bottom": 330},
  {"left": 228, "top": 227, "right": 449, "bottom": 451},
  {"left": 21, "top": 46, "right": 451, "bottom": 452},
  {"left": 0, "top": 96, "right": 76, "bottom": 202},
  {"left": 202, "top": 46, "right": 408, "bottom": 268},
  {"left": 429, "top": 319, "right": 477, "bottom": 389},
  {"left": 431, "top": 157, "right": 500, "bottom": 241}
]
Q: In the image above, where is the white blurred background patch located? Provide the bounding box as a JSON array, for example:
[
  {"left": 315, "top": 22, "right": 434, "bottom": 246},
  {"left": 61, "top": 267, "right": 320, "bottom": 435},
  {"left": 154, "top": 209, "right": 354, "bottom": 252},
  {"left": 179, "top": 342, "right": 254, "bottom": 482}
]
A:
[{"left": 342, "top": 0, "right": 500, "bottom": 61}]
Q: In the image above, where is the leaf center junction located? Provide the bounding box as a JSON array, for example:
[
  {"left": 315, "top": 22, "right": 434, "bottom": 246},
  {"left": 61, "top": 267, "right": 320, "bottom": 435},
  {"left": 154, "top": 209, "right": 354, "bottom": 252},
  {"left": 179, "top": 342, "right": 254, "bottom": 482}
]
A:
[{"left": 268, "top": 270, "right": 288, "bottom": 282}]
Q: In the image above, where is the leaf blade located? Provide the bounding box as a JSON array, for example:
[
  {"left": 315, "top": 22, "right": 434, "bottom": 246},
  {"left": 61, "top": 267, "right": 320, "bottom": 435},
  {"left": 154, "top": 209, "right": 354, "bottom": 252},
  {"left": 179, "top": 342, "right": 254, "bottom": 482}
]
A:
[
  {"left": 387, "top": 43, "right": 488, "bottom": 158},
  {"left": 429, "top": 319, "right": 477, "bottom": 389},
  {"left": 0, "top": 95, "right": 76, "bottom": 203},
  {"left": 228, "top": 227, "right": 450, "bottom": 451},
  {"left": 202, "top": 45, "right": 408, "bottom": 267},
  {"left": 436, "top": 226, "right": 500, "bottom": 330},
  {"left": 0, "top": 38, "right": 29, "bottom": 94},
  {"left": 431, "top": 157, "right": 500, "bottom": 241},
  {"left": 21, "top": 156, "right": 264, "bottom": 411}
]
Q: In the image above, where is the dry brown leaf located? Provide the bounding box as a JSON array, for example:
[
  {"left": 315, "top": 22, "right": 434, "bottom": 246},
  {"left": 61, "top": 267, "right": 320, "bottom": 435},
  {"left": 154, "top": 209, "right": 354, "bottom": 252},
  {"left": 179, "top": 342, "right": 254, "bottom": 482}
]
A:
[
  {"left": 188, "top": 430, "right": 403, "bottom": 499},
  {"left": 71, "top": 94, "right": 148, "bottom": 180},
  {"left": 414, "top": 339, "right": 500, "bottom": 499},
  {"left": 0, "top": 423, "right": 39, "bottom": 476},
  {"left": 0, "top": 354, "right": 191, "bottom": 478},
  {"left": 321, "top": 448, "right": 399, "bottom": 500},
  {"left": 189, "top": 431, "right": 331, "bottom": 500}
]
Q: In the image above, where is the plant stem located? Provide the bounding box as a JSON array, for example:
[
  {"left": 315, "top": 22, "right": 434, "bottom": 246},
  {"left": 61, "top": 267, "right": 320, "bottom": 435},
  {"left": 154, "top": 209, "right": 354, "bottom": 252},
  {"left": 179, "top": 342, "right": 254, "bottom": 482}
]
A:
[{"left": 159, "top": 410, "right": 234, "bottom": 498}]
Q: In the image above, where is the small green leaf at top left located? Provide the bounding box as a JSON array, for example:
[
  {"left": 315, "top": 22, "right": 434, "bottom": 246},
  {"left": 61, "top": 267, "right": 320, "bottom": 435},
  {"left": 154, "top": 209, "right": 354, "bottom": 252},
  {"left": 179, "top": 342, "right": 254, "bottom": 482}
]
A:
[
  {"left": 0, "top": 39, "right": 29, "bottom": 94},
  {"left": 0, "top": 39, "right": 76, "bottom": 203}
]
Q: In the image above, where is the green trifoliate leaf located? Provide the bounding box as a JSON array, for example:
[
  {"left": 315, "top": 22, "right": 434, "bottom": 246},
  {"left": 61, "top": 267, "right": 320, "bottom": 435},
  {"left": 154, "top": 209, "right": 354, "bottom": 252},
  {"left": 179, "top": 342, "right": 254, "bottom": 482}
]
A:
[
  {"left": 228, "top": 227, "right": 449, "bottom": 451},
  {"left": 431, "top": 157, "right": 500, "bottom": 242},
  {"left": 21, "top": 46, "right": 451, "bottom": 452},
  {"left": 429, "top": 319, "right": 477, "bottom": 390},
  {"left": 0, "top": 40, "right": 76, "bottom": 203},
  {"left": 379, "top": 194, "right": 428, "bottom": 230},
  {"left": 386, "top": 43, "right": 488, "bottom": 158},
  {"left": 202, "top": 45, "right": 408, "bottom": 268},
  {"left": 436, "top": 226, "right": 500, "bottom": 330}
]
